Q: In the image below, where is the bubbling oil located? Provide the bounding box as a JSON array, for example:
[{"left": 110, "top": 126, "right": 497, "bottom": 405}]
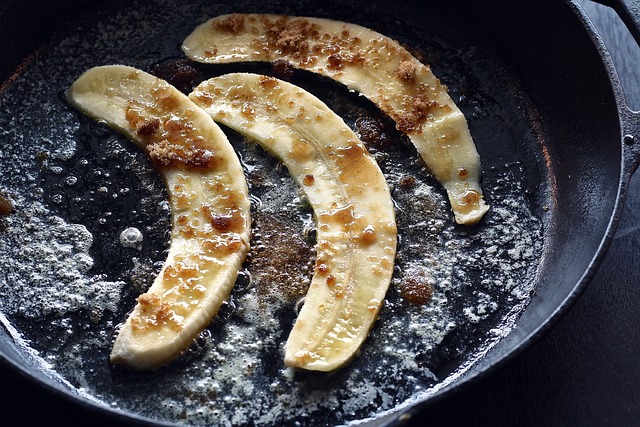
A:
[{"left": 0, "top": 1, "right": 546, "bottom": 426}]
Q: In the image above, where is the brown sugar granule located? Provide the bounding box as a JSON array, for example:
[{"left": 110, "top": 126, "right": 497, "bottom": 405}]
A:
[
  {"left": 214, "top": 13, "right": 245, "bottom": 34},
  {"left": 395, "top": 95, "right": 442, "bottom": 134},
  {"left": 302, "top": 174, "right": 315, "bottom": 186},
  {"left": 396, "top": 60, "right": 417, "bottom": 83},
  {"left": 273, "top": 19, "right": 318, "bottom": 56},
  {"left": 0, "top": 193, "right": 14, "bottom": 215}
]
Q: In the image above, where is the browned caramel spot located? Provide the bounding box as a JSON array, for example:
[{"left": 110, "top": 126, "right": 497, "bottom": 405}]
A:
[
  {"left": 358, "top": 226, "right": 377, "bottom": 246},
  {"left": 454, "top": 189, "right": 482, "bottom": 215},
  {"left": 334, "top": 142, "right": 371, "bottom": 184},
  {"left": 302, "top": 174, "right": 315, "bottom": 186},
  {"left": 147, "top": 139, "right": 218, "bottom": 170},
  {"left": 293, "top": 350, "right": 313, "bottom": 364},
  {"left": 163, "top": 257, "right": 201, "bottom": 288},
  {"left": 316, "top": 259, "right": 329, "bottom": 275},
  {"left": 202, "top": 205, "right": 245, "bottom": 233},
  {"left": 322, "top": 205, "right": 356, "bottom": 228},
  {"left": 125, "top": 105, "right": 143, "bottom": 128},
  {"left": 400, "top": 275, "right": 433, "bottom": 305},
  {"left": 258, "top": 75, "right": 279, "bottom": 89},
  {"left": 176, "top": 214, "right": 189, "bottom": 226},
  {"left": 131, "top": 293, "right": 181, "bottom": 332},
  {"left": 289, "top": 138, "right": 314, "bottom": 161},
  {"left": 396, "top": 60, "right": 417, "bottom": 83},
  {"left": 326, "top": 275, "right": 336, "bottom": 287},
  {"left": 214, "top": 13, "right": 245, "bottom": 34},
  {"left": 148, "top": 83, "right": 179, "bottom": 108},
  {"left": 202, "top": 234, "right": 245, "bottom": 256},
  {"left": 125, "top": 105, "right": 219, "bottom": 171},
  {"left": 458, "top": 167, "right": 469, "bottom": 179},
  {"left": 326, "top": 52, "right": 365, "bottom": 70},
  {"left": 136, "top": 117, "right": 160, "bottom": 137},
  {"left": 240, "top": 103, "right": 256, "bottom": 119},
  {"left": 327, "top": 53, "right": 343, "bottom": 70}
]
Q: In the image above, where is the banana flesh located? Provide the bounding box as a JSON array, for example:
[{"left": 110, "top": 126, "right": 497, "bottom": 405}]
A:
[
  {"left": 66, "top": 65, "right": 251, "bottom": 370},
  {"left": 190, "top": 73, "right": 397, "bottom": 371},
  {"left": 182, "top": 13, "right": 489, "bottom": 225}
]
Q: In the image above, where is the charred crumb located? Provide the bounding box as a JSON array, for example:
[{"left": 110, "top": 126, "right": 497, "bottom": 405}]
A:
[
  {"left": 398, "top": 175, "right": 417, "bottom": 189},
  {"left": 149, "top": 59, "right": 200, "bottom": 94},
  {"left": 36, "top": 150, "right": 50, "bottom": 163},
  {"left": 272, "top": 59, "right": 295, "bottom": 80},
  {"left": 0, "top": 193, "right": 15, "bottom": 215}
]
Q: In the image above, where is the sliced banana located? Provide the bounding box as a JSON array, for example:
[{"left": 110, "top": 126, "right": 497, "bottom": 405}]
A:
[
  {"left": 190, "top": 73, "right": 397, "bottom": 371},
  {"left": 182, "top": 14, "right": 490, "bottom": 225},
  {"left": 66, "top": 65, "right": 251, "bottom": 370}
]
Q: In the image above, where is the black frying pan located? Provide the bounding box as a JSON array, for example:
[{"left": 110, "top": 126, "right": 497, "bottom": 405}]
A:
[{"left": 0, "top": 1, "right": 638, "bottom": 426}]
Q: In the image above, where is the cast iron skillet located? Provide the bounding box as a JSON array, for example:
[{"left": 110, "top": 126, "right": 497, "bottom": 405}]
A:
[{"left": 0, "top": 0, "right": 639, "bottom": 426}]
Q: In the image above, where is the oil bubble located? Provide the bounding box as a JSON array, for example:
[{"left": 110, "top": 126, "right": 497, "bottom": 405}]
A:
[{"left": 119, "top": 227, "right": 143, "bottom": 250}]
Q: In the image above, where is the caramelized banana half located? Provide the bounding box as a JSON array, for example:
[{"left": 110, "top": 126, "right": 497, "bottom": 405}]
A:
[
  {"left": 190, "top": 73, "right": 397, "bottom": 371},
  {"left": 183, "top": 13, "right": 489, "bottom": 225},
  {"left": 67, "top": 65, "right": 251, "bottom": 370}
]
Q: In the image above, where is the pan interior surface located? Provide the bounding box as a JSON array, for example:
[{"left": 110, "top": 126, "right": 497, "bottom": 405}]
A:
[{"left": 0, "top": 0, "right": 618, "bottom": 425}]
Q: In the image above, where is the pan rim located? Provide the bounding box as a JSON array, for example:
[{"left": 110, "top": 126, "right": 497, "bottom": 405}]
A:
[{"left": 387, "top": 0, "right": 636, "bottom": 424}]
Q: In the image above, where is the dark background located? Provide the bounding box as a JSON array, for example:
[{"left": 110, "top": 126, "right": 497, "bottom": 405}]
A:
[{"left": 1, "top": 1, "right": 639, "bottom": 426}]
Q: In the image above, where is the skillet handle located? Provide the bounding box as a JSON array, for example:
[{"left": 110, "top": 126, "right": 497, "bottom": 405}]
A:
[
  {"left": 597, "top": 0, "right": 640, "bottom": 43},
  {"left": 589, "top": 0, "right": 640, "bottom": 173}
]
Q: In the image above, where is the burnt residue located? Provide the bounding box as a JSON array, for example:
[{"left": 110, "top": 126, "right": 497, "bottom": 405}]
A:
[
  {"left": 149, "top": 58, "right": 201, "bottom": 93},
  {"left": 0, "top": 193, "right": 14, "bottom": 215}
]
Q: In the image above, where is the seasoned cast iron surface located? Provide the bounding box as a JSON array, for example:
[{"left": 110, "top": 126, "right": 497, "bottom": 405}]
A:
[{"left": 0, "top": 0, "right": 546, "bottom": 425}]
